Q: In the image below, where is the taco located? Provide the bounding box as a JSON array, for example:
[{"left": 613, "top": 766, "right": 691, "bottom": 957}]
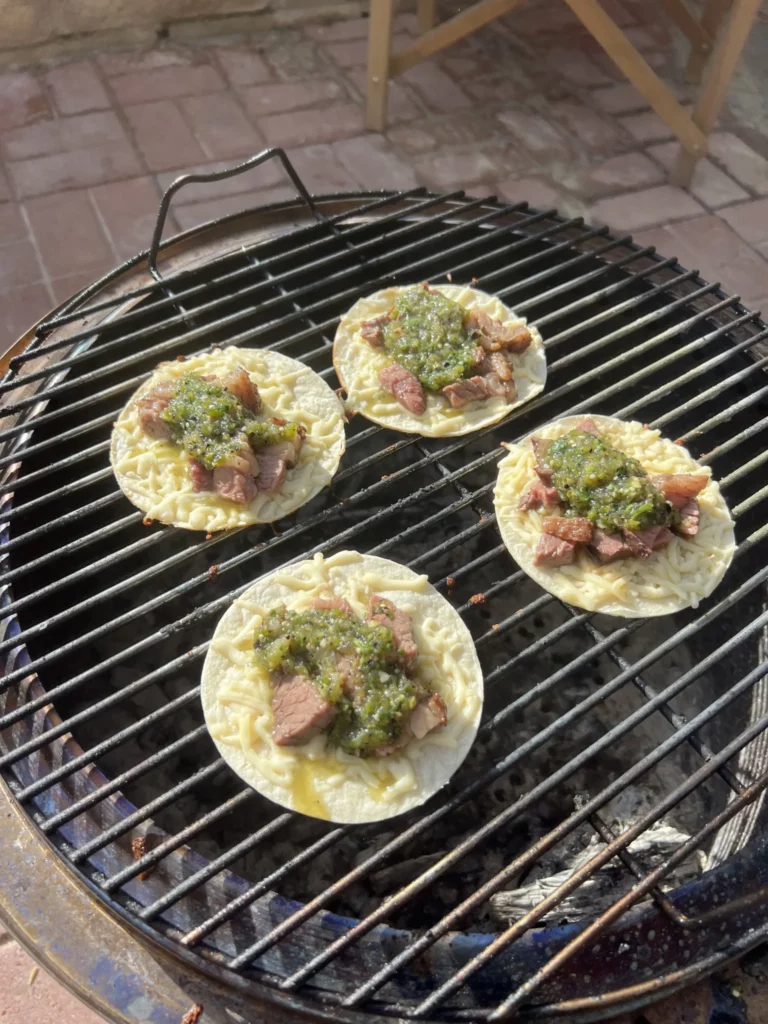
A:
[
  {"left": 200, "top": 550, "right": 483, "bottom": 823},
  {"left": 494, "top": 414, "right": 735, "bottom": 617},
  {"left": 111, "top": 347, "right": 345, "bottom": 532},
  {"left": 333, "top": 283, "right": 546, "bottom": 437}
]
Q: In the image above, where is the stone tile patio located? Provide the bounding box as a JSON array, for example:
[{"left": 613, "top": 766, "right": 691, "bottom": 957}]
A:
[
  {"left": 0, "top": 1, "right": 767, "bottom": 1020},
  {"left": 0, "top": 0, "right": 766, "bottom": 353}
]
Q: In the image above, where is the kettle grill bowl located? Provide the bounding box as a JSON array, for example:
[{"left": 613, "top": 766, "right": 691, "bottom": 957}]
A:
[{"left": 1, "top": 188, "right": 768, "bottom": 1022}]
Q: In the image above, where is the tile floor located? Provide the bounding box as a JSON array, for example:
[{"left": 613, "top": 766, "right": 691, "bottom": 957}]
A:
[{"left": 0, "top": 0, "right": 767, "bottom": 1020}]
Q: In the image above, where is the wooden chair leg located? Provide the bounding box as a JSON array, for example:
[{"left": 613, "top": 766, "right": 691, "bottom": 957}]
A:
[
  {"left": 672, "top": 0, "right": 761, "bottom": 185},
  {"left": 685, "top": 0, "right": 732, "bottom": 83},
  {"left": 418, "top": 0, "right": 438, "bottom": 33},
  {"left": 366, "top": 0, "right": 396, "bottom": 132}
]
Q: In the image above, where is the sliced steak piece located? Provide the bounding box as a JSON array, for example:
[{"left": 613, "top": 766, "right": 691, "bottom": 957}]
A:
[
  {"left": 588, "top": 528, "right": 633, "bottom": 564},
  {"left": 272, "top": 673, "right": 335, "bottom": 746},
  {"left": 542, "top": 515, "right": 593, "bottom": 543},
  {"left": 213, "top": 447, "right": 259, "bottom": 505},
  {"left": 483, "top": 372, "right": 517, "bottom": 401},
  {"left": 410, "top": 692, "right": 448, "bottom": 739},
  {"left": 519, "top": 479, "right": 560, "bottom": 511},
  {"left": 477, "top": 350, "right": 515, "bottom": 381},
  {"left": 379, "top": 363, "right": 426, "bottom": 415},
  {"left": 675, "top": 498, "right": 700, "bottom": 536},
  {"left": 502, "top": 325, "right": 533, "bottom": 353},
  {"left": 577, "top": 417, "right": 601, "bottom": 437},
  {"left": 531, "top": 437, "right": 553, "bottom": 484},
  {"left": 257, "top": 435, "right": 303, "bottom": 471},
  {"left": 310, "top": 597, "right": 353, "bottom": 614},
  {"left": 471, "top": 344, "right": 486, "bottom": 368},
  {"left": 189, "top": 459, "right": 214, "bottom": 492},
  {"left": 622, "top": 525, "right": 664, "bottom": 558},
  {"left": 442, "top": 375, "right": 490, "bottom": 408},
  {"left": 221, "top": 366, "right": 261, "bottom": 413},
  {"left": 534, "top": 532, "right": 577, "bottom": 568},
  {"left": 653, "top": 526, "right": 675, "bottom": 549},
  {"left": 136, "top": 380, "right": 175, "bottom": 440},
  {"left": 360, "top": 314, "right": 389, "bottom": 347},
  {"left": 466, "top": 309, "right": 532, "bottom": 354},
  {"left": 256, "top": 451, "right": 287, "bottom": 493},
  {"left": 367, "top": 595, "right": 418, "bottom": 668},
  {"left": 653, "top": 473, "right": 708, "bottom": 509}
]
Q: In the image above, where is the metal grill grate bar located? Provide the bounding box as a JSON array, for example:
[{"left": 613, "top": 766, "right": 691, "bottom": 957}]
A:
[
  {"left": 0, "top": 293, "right": 758, "bottom": 657},
  {"left": 0, "top": 195, "right": 523, "bottom": 410},
  {"left": 17, "top": 189, "right": 435, "bottom": 362},
  {"left": 228, "top": 555, "right": 768, "bottom": 974},
  {"left": 3, "top": 311, "right": 766, "bottom": 770},
  {"left": 424, "top": 675, "right": 768, "bottom": 1021},
  {"left": 40, "top": 725, "right": 210, "bottom": 832},
  {"left": 2, "top": 191, "right": 766, "bottom": 1018}
]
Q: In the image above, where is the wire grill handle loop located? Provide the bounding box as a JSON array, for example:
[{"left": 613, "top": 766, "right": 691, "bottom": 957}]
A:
[{"left": 147, "top": 147, "right": 318, "bottom": 281}]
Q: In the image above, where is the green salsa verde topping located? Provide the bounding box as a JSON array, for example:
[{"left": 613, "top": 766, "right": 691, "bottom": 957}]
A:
[
  {"left": 547, "top": 429, "right": 673, "bottom": 533},
  {"left": 381, "top": 288, "right": 476, "bottom": 392},
  {"left": 253, "top": 607, "right": 425, "bottom": 757},
  {"left": 159, "top": 372, "right": 298, "bottom": 470}
]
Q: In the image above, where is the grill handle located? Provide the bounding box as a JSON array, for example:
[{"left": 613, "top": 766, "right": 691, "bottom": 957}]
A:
[{"left": 147, "top": 147, "right": 317, "bottom": 281}]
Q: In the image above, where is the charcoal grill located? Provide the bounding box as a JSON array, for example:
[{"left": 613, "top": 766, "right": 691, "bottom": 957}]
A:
[{"left": 2, "top": 148, "right": 768, "bottom": 1024}]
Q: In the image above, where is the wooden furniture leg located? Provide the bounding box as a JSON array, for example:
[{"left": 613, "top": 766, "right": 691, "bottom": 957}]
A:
[
  {"left": 390, "top": 0, "right": 526, "bottom": 75},
  {"left": 686, "top": 0, "right": 733, "bottom": 83},
  {"left": 563, "top": 0, "right": 707, "bottom": 156},
  {"left": 418, "top": 0, "right": 438, "bottom": 34},
  {"left": 672, "top": 0, "right": 762, "bottom": 186},
  {"left": 662, "top": 0, "right": 716, "bottom": 79},
  {"left": 366, "top": 0, "right": 396, "bottom": 132}
]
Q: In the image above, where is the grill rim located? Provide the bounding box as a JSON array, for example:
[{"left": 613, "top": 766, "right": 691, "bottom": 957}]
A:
[{"left": 1, "top": 188, "right": 768, "bottom": 1022}]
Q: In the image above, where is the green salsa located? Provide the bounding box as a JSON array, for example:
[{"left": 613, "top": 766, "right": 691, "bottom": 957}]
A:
[
  {"left": 547, "top": 429, "right": 672, "bottom": 533},
  {"left": 254, "top": 607, "right": 424, "bottom": 757},
  {"left": 382, "top": 288, "right": 476, "bottom": 391},
  {"left": 160, "top": 373, "right": 296, "bottom": 470}
]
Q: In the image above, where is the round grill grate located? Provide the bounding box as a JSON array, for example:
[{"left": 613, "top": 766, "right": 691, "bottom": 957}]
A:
[{"left": 1, "top": 176, "right": 768, "bottom": 1023}]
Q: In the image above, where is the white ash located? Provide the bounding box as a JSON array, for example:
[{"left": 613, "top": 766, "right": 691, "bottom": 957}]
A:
[{"left": 489, "top": 814, "right": 705, "bottom": 927}]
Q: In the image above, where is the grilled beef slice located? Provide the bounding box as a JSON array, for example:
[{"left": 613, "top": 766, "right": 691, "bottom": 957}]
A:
[
  {"left": 534, "top": 533, "right": 577, "bottom": 567},
  {"left": 367, "top": 595, "right": 418, "bottom": 669},
  {"left": 379, "top": 363, "right": 427, "bottom": 415},
  {"left": 519, "top": 479, "right": 560, "bottom": 511},
  {"left": 360, "top": 314, "right": 389, "bottom": 347},
  {"left": 137, "top": 380, "right": 175, "bottom": 440},
  {"left": 272, "top": 673, "right": 336, "bottom": 746},
  {"left": 221, "top": 366, "right": 261, "bottom": 413},
  {"left": 542, "top": 516, "right": 593, "bottom": 543}
]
